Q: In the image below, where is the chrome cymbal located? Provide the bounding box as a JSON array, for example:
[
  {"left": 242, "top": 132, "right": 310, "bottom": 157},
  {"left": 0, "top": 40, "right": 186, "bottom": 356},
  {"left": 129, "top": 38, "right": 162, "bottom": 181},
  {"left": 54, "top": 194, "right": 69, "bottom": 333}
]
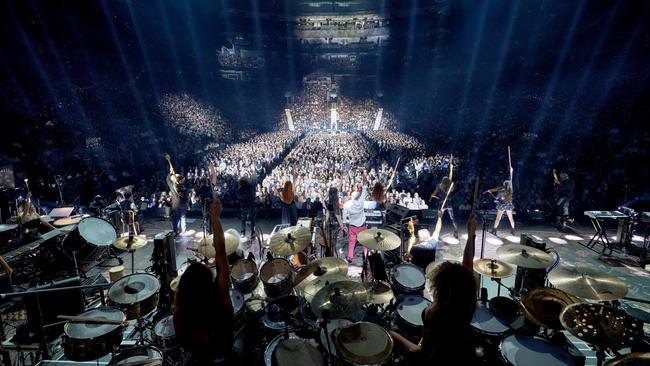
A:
[
  {"left": 113, "top": 235, "right": 148, "bottom": 250},
  {"left": 548, "top": 266, "right": 628, "bottom": 301},
  {"left": 357, "top": 228, "right": 401, "bottom": 252},
  {"left": 496, "top": 244, "right": 553, "bottom": 269},
  {"left": 473, "top": 258, "right": 513, "bottom": 279},
  {"left": 268, "top": 226, "right": 311, "bottom": 256},
  {"left": 310, "top": 280, "right": 368, "bottom": 319},
  {"left": 560, "top": 303, "right": 643, "bottom": 350},
  {"left": 294, "top": 257, "right": 348, "bottom": 287}
]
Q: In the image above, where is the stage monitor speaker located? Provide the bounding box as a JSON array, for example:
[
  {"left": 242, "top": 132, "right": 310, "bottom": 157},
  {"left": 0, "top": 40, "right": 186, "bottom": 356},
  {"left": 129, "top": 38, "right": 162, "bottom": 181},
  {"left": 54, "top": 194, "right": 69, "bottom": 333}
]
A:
[{"left": 515, "top": 234, "right": 547, "bottom": 293}]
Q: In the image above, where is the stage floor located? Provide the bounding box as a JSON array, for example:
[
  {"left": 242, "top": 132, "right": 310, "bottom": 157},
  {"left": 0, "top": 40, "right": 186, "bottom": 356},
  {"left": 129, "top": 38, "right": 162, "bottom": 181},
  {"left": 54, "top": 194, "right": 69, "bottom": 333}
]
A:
[{"left": 92, "top": 216, "right": 649, "bottom": 365}]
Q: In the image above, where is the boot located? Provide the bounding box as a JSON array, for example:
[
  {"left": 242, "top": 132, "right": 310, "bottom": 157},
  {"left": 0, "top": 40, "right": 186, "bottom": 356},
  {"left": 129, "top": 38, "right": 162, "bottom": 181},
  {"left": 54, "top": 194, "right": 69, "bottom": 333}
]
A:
[
  {"left": 490, "top": 228, "right": 497, "bottom": 236},
  {"left": 510, "top": 228, "right": 516, "bottom": 236}
]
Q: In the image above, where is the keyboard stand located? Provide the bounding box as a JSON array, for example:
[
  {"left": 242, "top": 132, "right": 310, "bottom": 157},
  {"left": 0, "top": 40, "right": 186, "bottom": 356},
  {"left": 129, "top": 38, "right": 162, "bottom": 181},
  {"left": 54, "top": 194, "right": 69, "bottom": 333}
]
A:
[{"left": 583, "top": 216, "right": 614, "bottom": 256}]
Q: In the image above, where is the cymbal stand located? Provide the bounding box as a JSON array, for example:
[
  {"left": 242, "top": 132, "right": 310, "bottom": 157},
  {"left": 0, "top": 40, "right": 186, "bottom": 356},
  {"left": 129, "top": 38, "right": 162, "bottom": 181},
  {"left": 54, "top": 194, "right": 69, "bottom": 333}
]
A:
[{"left": 478, "top": 199, "right": 490, "bottom": 290}]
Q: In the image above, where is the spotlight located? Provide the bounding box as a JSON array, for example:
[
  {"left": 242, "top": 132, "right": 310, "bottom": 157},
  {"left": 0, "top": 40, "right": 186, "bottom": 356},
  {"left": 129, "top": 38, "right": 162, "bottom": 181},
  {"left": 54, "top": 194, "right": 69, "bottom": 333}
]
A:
[
  {"left": 442, "top": 235, "right": 460, "bottom": 245},
  {"left": 505, "top": 235, "right": 520, "bottom": 243},
  {"left": 548, "top": 237, "right": 568, "bottom": 245},
  {"left": 486, "top": 237, "right": 504, "bottom": 245}
]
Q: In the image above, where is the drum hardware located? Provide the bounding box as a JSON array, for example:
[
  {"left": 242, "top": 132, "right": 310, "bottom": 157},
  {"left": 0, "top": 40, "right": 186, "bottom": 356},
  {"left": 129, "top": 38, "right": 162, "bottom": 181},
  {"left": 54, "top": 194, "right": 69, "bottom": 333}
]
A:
[
  {"left": 548, "top": 266, "right": 629, "bottom": 301},
  {"left": 268, "top": 226, "right": 311, "bottom": 256}
]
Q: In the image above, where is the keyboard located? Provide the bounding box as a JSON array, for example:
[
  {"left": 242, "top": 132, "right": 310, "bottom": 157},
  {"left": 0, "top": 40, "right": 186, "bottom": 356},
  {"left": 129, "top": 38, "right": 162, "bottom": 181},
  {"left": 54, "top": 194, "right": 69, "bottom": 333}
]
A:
[{"left": 584, "top": 211, "right": 628, "bottom": 220}]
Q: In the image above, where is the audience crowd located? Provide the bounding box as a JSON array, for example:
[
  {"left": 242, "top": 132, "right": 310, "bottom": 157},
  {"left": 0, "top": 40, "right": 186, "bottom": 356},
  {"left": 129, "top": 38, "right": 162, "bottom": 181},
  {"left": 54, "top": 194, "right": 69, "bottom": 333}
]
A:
[{"left": 160, "top": 93, "right": 232, "bottom": 140}]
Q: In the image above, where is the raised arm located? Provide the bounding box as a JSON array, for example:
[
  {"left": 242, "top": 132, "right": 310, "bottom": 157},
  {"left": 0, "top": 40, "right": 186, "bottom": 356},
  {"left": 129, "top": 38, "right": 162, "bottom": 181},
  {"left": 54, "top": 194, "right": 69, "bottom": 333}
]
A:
[
  {"left": 210, "top": 198, "right": 232, "bottom": 310},
  {"left": 164, "top": 153, "right": 176, "bottom": 176},
  {"left": 448, "top": 155, "right": 454, "bottom": 181}
]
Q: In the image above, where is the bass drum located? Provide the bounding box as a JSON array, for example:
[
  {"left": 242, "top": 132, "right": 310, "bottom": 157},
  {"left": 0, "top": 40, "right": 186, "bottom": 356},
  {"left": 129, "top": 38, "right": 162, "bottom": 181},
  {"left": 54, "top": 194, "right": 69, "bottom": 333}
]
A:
[
  {"left": 108, "top": 346, "right": 163, "bottom": 365},
  {"left": 63, "top": 307, "right": 126, "bottom": 361},
  {"left": 62, "top": 217, "right": 117, "bottom": 263}
]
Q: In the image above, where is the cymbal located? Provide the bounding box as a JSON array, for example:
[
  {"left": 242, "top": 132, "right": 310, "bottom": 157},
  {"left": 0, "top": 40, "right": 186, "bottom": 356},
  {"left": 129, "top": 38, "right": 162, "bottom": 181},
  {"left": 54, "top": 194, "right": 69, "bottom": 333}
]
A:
[
  {"left": 560, "top": 303, "right": 644, "bottom": 350},
  {"left": 299, "top": 274, "right": 348, "bottom": 303},
  {"left": 334, "top": 322, "right": 393, "bottom": 365},
  {"left": 364, "top": 281, "right": 394, "bottom": 304},
  {"left": 604, "top": 352, "right": 650, "bottom": 366},
  {"left": 196, "top": 232, "right": 239, "bottom": 257},
  {"left": 548, "top": 266, "right": 628, "bottom": 301},
  {"left": 473, "top": 259, "right": 513, "bottom": 279},
  {"left": 496, "top": 244, "right": 553, "bottom": 269},
  {"left": 294, "top": 257, "right": 348, "bottom": 287},
  {"left": 521, "top": 287, "right": 581, "bottom": 330},
  {"left": 113, "top": 235, "right": 148, "bottom": 250},
  {"left": 268, "top": 226, "right": 311, "bottom": 256},
  {"left": 310, "top": 280, "right": 368, "bottom": 319},
  {"left": 357, "top": 228, "right": 401, "bottom": 252}
]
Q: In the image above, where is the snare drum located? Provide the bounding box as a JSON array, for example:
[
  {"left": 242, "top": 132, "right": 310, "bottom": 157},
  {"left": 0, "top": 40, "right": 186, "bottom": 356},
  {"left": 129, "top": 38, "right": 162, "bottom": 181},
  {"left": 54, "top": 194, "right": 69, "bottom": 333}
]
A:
[
  {"left": 108, "top": 346, "right": 163, "bottom": 365},
  {"left": 391, "top": 264, "right": 425, "bottom": 295},
  {"left": 231, "top": 259, "right": 260, "bottom": 294},
  {"left": 264, "top": 335, "right": 322, "bottom": 366},
  {"left": 471, "top": 302, "right": 511, "bottom": 337},
  {"left": 499, "top": 334, "right": 576, "bottom": 366},
  {"left": 107, "top": 273, "right": 160, "bottom": 320},
  {"left": 63, "top": 307, "right": 126, "bottom": 361},
  {"left": 395, "top": 296, "right": 432, "bottom": 337},
  {"left": 153, "top": 315, "right": 177, "bottom": 350},
  {"left": 260, "top": 258, "right": 294, "bottom": 298},
  {"left": 63, "top": 216, "right": 117, "bottom": 263}
]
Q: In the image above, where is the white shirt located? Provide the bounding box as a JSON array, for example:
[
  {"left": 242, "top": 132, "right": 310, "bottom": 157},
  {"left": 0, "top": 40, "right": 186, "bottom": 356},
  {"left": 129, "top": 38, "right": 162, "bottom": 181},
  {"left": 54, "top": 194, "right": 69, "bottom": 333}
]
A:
[{"left": 343, "top": 187, "right": 367, "bottom": 227}]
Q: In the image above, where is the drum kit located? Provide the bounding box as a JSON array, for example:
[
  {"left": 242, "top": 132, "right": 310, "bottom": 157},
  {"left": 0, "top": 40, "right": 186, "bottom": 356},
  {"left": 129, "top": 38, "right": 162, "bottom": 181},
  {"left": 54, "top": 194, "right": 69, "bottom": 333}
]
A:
[
  {"left": 43, "top": 217, "right": 650, "bottom": 366},
  {"left": 465, "top": 243, "right": 648, "bottom": 366}
]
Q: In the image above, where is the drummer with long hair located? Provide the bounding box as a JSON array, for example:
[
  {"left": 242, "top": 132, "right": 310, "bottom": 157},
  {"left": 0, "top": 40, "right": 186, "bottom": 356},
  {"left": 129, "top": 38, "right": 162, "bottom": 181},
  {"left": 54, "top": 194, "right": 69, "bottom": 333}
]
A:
[
  {"left": 390, "top": 220, "right": 478, "bottom": 364},
  {"left": 173, "top": 198, "right": 234, "bottom": 365}
]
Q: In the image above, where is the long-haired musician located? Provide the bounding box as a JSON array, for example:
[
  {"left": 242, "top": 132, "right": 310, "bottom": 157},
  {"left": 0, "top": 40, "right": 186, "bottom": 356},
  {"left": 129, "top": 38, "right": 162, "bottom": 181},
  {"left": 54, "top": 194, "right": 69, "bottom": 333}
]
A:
[
  {"left": 173, "top": 198, "right": 234, "bottom": 364},
  {"left": 389, "top": 260, "right": 478, "bottom": 364},
  {"left": 485, "top": 179, "right": 516, "bottom": 236}
]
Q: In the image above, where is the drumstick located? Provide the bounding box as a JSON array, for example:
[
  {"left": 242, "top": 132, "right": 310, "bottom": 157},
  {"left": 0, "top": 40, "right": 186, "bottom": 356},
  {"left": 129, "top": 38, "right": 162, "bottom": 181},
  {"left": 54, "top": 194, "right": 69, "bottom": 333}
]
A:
[
  {"left": 385, "top": 157, "right": 400, "bottom": 190},
  {"left": 57, "top": 315, "right": 128, "bottom": 326}
]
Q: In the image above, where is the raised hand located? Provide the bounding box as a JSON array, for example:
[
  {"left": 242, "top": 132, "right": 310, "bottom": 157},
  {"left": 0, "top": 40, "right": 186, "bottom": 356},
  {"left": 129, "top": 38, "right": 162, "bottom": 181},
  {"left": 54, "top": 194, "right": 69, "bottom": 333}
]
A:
[{"left": 210, "top": 197, "right": 223, "bottom": 218}]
